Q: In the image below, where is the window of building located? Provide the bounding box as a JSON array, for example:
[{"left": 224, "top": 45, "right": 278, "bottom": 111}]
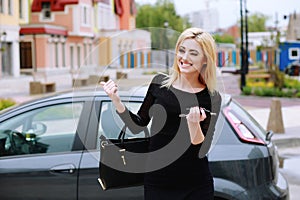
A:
[
  {"left": 0, "top": 0, "right": 4, "bottom": 13},
  {"left": 70, "top": 46, "right": 74, "bottom": 69},
  {"left": 98, "top": 2, "right": 117, "bottom": 30},
  {"left": 84, "top": 43, "right": 87, "bottom": 65},
  {"left": 19, "top": 0, "right": 24, "bottom": 19},
  {"left": 62, "top": 42, "right": 66, "bottom": 67},
  {"left": 81, "top": 5, "right": 90, "bottom": 26},
  {"left": 89, "top": 44, "right": 93, "bottom": 65},
  {"left": 42, "top": 2, "right": 51, "bottom": 19},
  {"left": 77, "top": 46, "right": 81, "bottom": 68},
  {"left": 8, "top": 0, "right": 13, "bottom": 15},
  {"left": 55, "top": 41, "right": 59, "bottom": 67},
  {"left": 289, "top": 48, "right": 300, "bottom": 60}
]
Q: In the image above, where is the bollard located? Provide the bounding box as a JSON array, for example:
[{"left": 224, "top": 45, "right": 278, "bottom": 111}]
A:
[{"left": 267, "top": 98, "right": 285, "bottom": 133}]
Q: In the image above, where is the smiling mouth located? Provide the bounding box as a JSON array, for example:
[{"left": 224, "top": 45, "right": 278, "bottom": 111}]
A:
[{"left": 180, "top": 61, "right": 193, "bottom": 67}]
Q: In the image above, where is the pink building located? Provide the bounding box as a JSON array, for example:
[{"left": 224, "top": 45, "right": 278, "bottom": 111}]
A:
[
  {"left": 18, "top": 0, "right": 150, "bottom": 76},
  {"left": 20, "top": 0, "right": 96, "bottom": 73}
]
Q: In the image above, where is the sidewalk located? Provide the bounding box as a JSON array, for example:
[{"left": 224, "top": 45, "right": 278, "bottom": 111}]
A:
[{"left": 1, "top": 68, "right": 299, "bottom": 144}]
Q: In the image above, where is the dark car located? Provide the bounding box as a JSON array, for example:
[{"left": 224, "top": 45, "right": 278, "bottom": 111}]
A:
[
  {"left": 284, "top": 60, "right": 300, "bottom": 76},
  {"left": 0, "top": 88, "right": 289, "bottom": 200}
]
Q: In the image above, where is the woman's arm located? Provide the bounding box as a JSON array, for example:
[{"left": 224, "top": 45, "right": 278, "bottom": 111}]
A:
[
  {"left": 100, "top": 79, "right": 125, "bottom": 113},
  {"left": 101, "top": 77, "right": 157, "bottom": 134},
  {"left": 186, "top": 107, "right": 206, "bottom": 145}
]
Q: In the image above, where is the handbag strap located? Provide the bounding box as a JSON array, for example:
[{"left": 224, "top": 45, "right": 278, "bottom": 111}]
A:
[{"left": 117, "top": 125, "right": 150, "bottom": 142}]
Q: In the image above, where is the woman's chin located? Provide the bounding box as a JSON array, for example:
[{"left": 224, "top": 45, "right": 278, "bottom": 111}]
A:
[{"left": 179, "top": 66, "right": 192, "bottom": 73}]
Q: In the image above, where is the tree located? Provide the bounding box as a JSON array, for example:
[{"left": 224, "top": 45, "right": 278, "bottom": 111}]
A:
[
  {"left": 247, "top": 12, "right": 269, "bottom": 32},
  {"left": 214, "top": 34, "right": 235, "bottom": 44},
  {"left": 136, "top": 0, "right": 191, "bottom": 49}
]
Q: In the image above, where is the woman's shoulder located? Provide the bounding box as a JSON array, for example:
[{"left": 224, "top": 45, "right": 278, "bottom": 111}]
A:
[{"left": 151, "top": 73, "right": 168, "bottom": 85}]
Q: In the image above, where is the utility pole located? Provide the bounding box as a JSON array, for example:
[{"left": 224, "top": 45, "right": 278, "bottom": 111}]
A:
[
  {"left": 240, "top": 0, "right": 249, "bottom": 90},
  {"left": 240, "top": 0, "right": 245, "bottom": 90},
  {"left": 245, "top": 0, "right": 249, "bottom": 74}
]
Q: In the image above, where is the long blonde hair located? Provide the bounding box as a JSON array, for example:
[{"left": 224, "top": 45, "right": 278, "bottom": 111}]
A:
[{"left": 162, "top": 27, "right": 217, "bottom": 93}]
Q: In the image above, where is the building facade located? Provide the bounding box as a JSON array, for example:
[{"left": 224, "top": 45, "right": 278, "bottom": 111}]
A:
[
  {"left": 0, "top": 0, "right": 151, "bottom": 78},
  {"left": 0, "top": 0, "right": 29, "bottom": 77},
  {"left": 286, "top": 12, "right": 300, "bottom": 41},
  {"left": 188, "top": 8, "right": 219, "bottom": 33}
]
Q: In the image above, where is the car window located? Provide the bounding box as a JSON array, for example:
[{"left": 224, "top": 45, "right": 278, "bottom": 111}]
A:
[
  {"left": 0, "top": 102, "right": 84, "bottom": 157},
  {"left": 97, "top": 101, "right": 150, "bottom": 150}
]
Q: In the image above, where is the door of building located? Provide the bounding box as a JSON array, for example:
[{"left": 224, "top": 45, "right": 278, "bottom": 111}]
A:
[{"left": 20, "top": 42, "right": 33, "bottom": 69}]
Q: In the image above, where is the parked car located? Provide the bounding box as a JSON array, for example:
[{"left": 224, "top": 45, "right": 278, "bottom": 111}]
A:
[
  {"left": 284, "top": 60, "right": 300, "bottom": 76},
  {"left": 0, "top": 87, "right": 289, "bottom": 200}
]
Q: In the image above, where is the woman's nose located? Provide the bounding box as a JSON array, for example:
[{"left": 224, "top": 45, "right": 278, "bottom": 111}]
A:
[{"left": 181, "top": 52, "right": 188, "bottom": 60}]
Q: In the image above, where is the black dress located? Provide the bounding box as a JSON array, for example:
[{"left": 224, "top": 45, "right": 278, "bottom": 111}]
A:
[{"left": 118, "top": 74, "right": 221, "bottom": 200}]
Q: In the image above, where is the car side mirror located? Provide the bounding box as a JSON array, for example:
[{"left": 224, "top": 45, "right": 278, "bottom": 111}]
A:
[{"left": 266, "top": 130, "right": 273, "bottom": 141}]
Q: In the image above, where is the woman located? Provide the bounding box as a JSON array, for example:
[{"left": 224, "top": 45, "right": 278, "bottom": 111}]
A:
[{"left": 101, "top": 27, "right": 221, "bottom": 200}]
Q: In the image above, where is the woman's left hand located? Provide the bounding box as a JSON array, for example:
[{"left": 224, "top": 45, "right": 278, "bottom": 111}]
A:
[{"left": 186, "top": 107, "right": 206, "bottom": 123}]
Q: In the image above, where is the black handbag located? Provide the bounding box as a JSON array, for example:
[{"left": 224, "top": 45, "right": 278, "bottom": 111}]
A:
[{"left": 98, "top": 126, "right": 150, "bottom": 190}]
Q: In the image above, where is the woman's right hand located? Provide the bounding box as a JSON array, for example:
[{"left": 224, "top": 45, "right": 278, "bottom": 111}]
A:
[
  {"left": 100, "top": 79, "right": 119, "bottom": 100},
  {"left": 100, "top": 79, "right": 125, "bottom": 113}
]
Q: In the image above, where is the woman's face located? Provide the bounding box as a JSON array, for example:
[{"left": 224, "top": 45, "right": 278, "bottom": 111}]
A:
[{"left": 176, "top": 38, "right": 206, "bottom": 75}]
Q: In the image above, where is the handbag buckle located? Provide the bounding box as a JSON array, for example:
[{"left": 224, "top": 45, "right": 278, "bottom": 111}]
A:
[
  {"left": 98, "top": 178, "right": 107, "bottom": 190},
  {"left": 100, "top": 141, "right": 108, "bottom": 149},
  {"left": 119, "top": 149, "right": 126, "bottom": 165}
]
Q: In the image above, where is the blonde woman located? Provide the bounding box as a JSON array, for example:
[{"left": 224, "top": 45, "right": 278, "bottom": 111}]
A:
[{"left": 101, "top": 27, "right": 222, "bottom": 200}]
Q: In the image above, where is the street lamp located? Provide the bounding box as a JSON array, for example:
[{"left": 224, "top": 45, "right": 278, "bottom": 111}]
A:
[
  {"left": 0, "top": 31, "right": 7, "bottom": 51},
  {"left": 164, "top": 21, "right": 169, "bottom": 74},
  {"left": 240, "top": 0, "right": 249, "bottom": 90}
]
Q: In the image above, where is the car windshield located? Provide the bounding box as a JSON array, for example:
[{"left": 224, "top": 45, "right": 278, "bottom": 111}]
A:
[{"left": 229, "top": 100, "right": 267, "bottom": 142}]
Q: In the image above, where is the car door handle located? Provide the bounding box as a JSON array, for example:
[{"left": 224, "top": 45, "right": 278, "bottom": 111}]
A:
[{"left": 50, "top": 164, "right": 76, "bottom": 174}]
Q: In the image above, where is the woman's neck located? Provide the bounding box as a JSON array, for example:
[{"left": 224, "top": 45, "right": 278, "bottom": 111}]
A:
[{"left": 173, "top": 73, "right": 205, "bottom": 92}]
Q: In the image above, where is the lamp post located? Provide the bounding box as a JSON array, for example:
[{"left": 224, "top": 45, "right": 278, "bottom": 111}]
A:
[
  {"left": 164, "top": 21, "right": 169, "bottom": 74},
  {"left": 240, "top": 0, "right": 249, "bottom": 90}
]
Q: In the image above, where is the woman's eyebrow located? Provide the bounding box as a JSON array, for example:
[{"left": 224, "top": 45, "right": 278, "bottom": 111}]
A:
[{"left": 189, "top": 49, "right": 199, "bottom": 54}]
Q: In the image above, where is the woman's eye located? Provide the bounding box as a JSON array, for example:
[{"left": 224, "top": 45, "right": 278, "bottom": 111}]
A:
[
  {"left": 178, "top": 49, "right": 185, "bottom": 53},
  {"left": 190, "top": 52, "right": 198, "bottom": 56}
]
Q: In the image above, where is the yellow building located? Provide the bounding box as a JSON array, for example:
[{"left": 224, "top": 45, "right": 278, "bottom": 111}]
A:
[{"left": 0, "top": 0, "right": 29, "bottom": 77}]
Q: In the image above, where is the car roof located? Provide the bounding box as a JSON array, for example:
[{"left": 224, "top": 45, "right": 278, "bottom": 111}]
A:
[{"left": 1, "top": 86, "right": 232, "bottom": 115}]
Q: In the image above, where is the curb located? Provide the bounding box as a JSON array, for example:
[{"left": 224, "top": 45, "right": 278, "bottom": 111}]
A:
[{"left": 273, "top": 138, "right": 300, "bottom": 149}]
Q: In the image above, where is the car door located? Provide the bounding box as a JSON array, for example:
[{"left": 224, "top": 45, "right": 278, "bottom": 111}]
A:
[
  {"left": 0, "top": 99, "right": 87, "bottom": 200},
  {"left": 78, "top": 97, "right": 147, "bottom": 200}
]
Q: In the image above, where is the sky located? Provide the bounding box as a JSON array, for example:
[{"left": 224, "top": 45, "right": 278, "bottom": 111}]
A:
[{"left": 135, "top": 0, "right": 300, "bottom": 29}]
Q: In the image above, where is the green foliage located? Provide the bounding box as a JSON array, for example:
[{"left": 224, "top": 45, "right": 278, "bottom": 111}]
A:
[
  {"left": 247, "top": 12, "right": 269, "bottom": 32},
  {"left": 214, "top": 34, "right": 235, "bottom": 44},
  {"left": 253, "top": 88, "right": 263, "bottom": 96},
  {"left": 260, "top": 88, "right": 273, "bottom": 96},
  {"left": 242, "top": 86, "right": 252, "bottom": 95},
  {"left": 136, "top": 0, "right": 191, "bottom": 49},
  {"left": 274, "top": 88, "right": 283, "bottom": 97},
  {"left": 0, "top": 98, "right": 16, "bottom": 111},
  {"left": 244, "top": 70, "right": 300, "bottom": 98},
  {"left": 281, "top": 89, "right": 294, "bottom": 98},
  {"left": 284, "top": 77, "right": 300, "bottom": 90}
]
